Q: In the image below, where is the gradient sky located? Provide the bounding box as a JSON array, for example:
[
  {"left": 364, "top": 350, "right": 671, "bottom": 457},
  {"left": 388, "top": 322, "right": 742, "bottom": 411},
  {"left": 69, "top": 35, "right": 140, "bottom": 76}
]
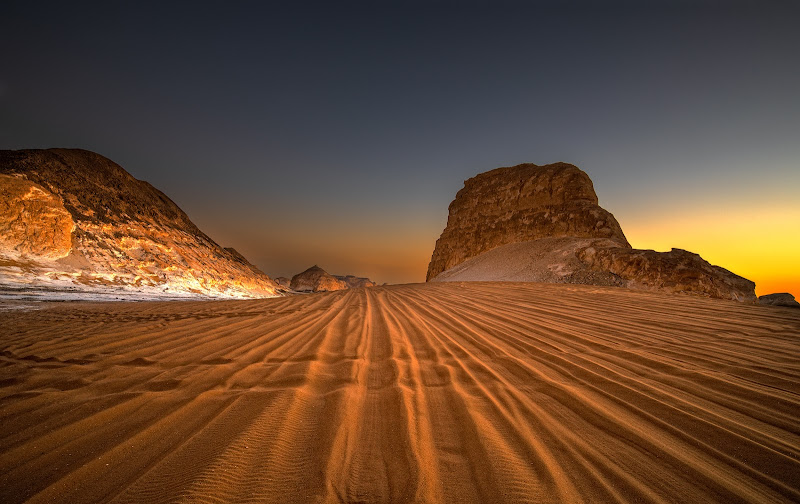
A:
[{"left": 1, "top": 1, "right": 798, "bottom": 295}]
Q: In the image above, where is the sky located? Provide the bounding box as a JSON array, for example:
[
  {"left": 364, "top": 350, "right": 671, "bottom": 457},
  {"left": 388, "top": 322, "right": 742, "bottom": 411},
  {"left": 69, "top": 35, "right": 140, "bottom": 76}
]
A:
[{"left": 1, "top": 1, "right": 798, "bottom": 295}]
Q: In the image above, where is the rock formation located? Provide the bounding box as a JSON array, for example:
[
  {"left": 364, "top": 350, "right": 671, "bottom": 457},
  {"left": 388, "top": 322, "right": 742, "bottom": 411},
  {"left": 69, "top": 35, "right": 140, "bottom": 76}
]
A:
[
  {"left": 290, "top": 265, "right": 349, "bottom": 292},
  {"left": 426, "top": 163, "right": 628, "bottom": 281},
  {"left": 758, "top": 293, "right": 800, "bottom": 308},
  {"left": 428, "top": 162, "right": 757, "bottom": 303},
  {"left": 273, "top": 277, "right": 291, "bottom": 289},
  {"left": 335, "top": 275, "right": 377, "bottom": 289},
  {"left": 0, "top": 148, "right": 282, "bottom": 298},
  {"left": 576, "top": 246, "right": 756, "bottom": 302}
]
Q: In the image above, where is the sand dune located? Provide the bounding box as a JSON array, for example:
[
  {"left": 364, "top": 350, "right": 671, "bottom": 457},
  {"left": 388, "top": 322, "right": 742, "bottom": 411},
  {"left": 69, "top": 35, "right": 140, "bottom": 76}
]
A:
[{"left": 1, "top": 282, "right": 799, "bottom": 503}]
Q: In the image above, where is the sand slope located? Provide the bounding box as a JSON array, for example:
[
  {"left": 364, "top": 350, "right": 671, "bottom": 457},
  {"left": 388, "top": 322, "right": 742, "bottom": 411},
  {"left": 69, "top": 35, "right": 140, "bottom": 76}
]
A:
[{"left": 0, "top": 283, "right": 798, "bottom": 503}]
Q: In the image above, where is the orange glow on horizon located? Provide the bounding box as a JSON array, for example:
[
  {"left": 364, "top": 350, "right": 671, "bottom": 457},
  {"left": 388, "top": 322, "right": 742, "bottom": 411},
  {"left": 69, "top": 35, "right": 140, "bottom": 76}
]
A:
[{"left": 619, "top": 205, "right": 800, "bottom": 299}]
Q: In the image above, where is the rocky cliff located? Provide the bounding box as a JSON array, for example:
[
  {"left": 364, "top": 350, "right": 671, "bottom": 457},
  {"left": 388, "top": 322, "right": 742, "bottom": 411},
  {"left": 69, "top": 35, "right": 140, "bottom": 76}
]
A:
[
  {"left": 428, "top": 162, "right": 757, "bottom": 303},
  {"left": 426, "top": 163, "right": 629, "bottom": 281},
  {"left": 0, "top": 148, "right": 282, "bottom": 298}
]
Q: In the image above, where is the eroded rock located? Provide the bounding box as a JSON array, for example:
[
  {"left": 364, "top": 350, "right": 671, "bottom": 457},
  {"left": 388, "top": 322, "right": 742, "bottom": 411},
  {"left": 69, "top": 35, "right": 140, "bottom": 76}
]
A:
[
  {"left": 427, "top": 163, "right": 629, "bottom": 281},
  {"left": 290, "top": 265, "right": 349, "bottom": 292},
  {"left": 0, "top": 149, "right": 281, "bottom": 298},
  {"left": 428, "top": 162, "right": 757, "bottom": 302},
  {"left": 758, "top": 293, "right": 800, "bottom": 308}
]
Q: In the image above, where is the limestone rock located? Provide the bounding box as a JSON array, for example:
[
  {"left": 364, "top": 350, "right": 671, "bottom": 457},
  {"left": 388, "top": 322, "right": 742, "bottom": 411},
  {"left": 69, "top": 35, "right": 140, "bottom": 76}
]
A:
[
  {"left": 335, "top": 275, "right": 377, "bottom": 289},
  {"left": 290, "top": 265, "right": 349, "bottom": 292},
  {"left": 0, "top": 175, "right": 74, "bottom": 260},
  {"left": 426, "top": 163, "right": 629, "bottom": 281},
  {"left": 576, "top": 246, "right": 757, "bottom": 303},
  {"left": 0, "top": 148, "right": 281, "bottom": 298},
  {"left": 273, "top": 277, "right": 291, "bottom": 289},
  {"left": 758, "top": 293, "right": 800, "bottom": 308},
  {"left": 428, "top": 162, "right": 757, "bottom": 303}
]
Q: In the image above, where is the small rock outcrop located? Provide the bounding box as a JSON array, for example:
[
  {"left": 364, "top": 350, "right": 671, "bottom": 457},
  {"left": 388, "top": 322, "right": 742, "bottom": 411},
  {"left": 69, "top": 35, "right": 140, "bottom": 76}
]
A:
[
  {"left": 335, "top": 275, "right": 377, "bottom": 289},
  {"left": 0, "top": 148, "right": 282, "bottom": 298},
  {"left": 427, "top": 163, "right": 629, "bottom": 281},
  {"left": 273, "top": 277, "right": 291, "bottom": 289},
  {"left": 290, "top": 266, "right": 349, "bottom": 292},
  {"left": 428, "top": 162, "right": 757, "bottom": 302},
  {"left": 758, "top": 293, "right": 800, "bottom": 308},
  {"left": 577, "top": 246, "right": 757, "bottom": 303}
]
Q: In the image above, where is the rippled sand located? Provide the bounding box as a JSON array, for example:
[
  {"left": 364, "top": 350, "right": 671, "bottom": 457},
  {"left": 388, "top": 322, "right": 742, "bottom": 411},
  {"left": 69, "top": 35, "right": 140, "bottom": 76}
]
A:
[{"left": 1, "top": 282, "right": 798, "bottom": 503}]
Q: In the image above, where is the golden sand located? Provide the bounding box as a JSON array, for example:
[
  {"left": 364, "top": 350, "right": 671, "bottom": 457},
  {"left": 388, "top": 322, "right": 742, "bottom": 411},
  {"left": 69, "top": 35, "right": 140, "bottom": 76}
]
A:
[{"left": 1, "top": 282, "right": 798, "bottom": 503}]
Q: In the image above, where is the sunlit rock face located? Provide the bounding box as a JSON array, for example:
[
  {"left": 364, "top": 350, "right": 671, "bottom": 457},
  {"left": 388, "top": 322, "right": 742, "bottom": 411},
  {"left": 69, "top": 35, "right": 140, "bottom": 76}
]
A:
[
  {"left": 0, "top": 148, "right": 282, "bottom": 298},
  {"left": 426, "top": 163, "right": 629, "bottom": 281},
  {"left": 0, "top": 175, "right": 74, "bottom": 260},
  {"left": 429, "top": 162, "right": 757, "bottom": 302},
  {"left": 290, "top": 265, "right": 349, "bottom": 292}
]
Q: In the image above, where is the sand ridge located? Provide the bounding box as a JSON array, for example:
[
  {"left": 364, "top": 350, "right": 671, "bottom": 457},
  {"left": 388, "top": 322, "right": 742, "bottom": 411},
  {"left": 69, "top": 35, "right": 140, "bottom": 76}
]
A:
[{"left": 0, "top": 282, "right": 799, "bottom": 503}]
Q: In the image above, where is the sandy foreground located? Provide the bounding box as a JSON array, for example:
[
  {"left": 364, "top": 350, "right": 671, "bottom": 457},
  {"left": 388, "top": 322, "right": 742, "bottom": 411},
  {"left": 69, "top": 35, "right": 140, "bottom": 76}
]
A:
[{"left": 0, "top": 282, "right": 798, "bottom": 503}]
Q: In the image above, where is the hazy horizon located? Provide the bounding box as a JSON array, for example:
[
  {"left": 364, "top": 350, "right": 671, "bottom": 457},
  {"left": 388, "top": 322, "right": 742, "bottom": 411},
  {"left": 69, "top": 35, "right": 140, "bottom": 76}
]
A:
[{"left": 2, "top": 1, "right": 798, "bottom": 295}]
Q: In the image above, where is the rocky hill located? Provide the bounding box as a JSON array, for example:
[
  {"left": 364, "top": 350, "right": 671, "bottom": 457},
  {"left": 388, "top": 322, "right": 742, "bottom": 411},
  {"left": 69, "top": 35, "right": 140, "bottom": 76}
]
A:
[
  {"left": 427, "top": 163, "right": 628, "bottom": 281},
  {"left": 290, "top": 265, "right": 349, "bottom": 292},
  {"left": 428, "top": 162, "right": 757, "bottom": 303},
  {"left": 0, "top": 148, "right": 282, "bottom": 298}
]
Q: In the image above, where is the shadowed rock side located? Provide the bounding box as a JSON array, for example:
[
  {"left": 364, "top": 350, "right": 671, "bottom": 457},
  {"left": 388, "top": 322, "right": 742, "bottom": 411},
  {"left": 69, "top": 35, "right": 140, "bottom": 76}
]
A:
[
  {"left": 273, "top": 277, "right": 291, "bottom": 289},
  {"left": 428, "top": 162, "right": 757, "bottom": 302},
  {"left": 290, "top": 265, "right": 348, "bottom": 292},
  {"left": 426, "top": 163, "right": 630, "bottom": 281},
  {"left": 759, "top": 292, "right": 800, "bottom": 308},
  {"left": 0, "top": 149, "right": 281, "bottom": 298},
  {"left": 0, "top": 283, "right": 798, "bottom": 503},
  {"left": 577, "top": 245, "right": 757, "bottom": 303}
]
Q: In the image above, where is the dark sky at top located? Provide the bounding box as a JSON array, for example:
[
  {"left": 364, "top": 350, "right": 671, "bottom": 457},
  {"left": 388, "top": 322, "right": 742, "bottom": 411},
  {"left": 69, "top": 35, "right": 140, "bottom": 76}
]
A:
[{"left": 2, "top": 1, "right": 798, "bottom": 287}]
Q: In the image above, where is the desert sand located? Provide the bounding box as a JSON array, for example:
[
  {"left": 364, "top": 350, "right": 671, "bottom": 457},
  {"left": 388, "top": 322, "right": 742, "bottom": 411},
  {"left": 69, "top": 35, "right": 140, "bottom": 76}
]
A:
[{"left": 1, "top": 282, "right": 799, "bottom": 503}]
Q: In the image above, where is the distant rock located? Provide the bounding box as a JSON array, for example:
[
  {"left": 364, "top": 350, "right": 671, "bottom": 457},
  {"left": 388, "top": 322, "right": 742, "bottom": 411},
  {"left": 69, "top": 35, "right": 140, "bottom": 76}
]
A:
[
  {"left": 758, "top": 293, "right": 800, "bottom": 308},
  {"left": 428, "top": 162, "right": 757, "bottom": 302},
  {"left": 427, "top": 163, "right": 628, "bottom": 281},
  {"left": 335, "top": 275, "right": 377, "bottom": 289},
  {"left": 273, "top": 276, "right": 291, "bottom": 289},
  {"left": 290, "top": 265, "right": 349, "bottom": 292},
  {"left": 0, "top": 148, "right": 282, "bottom": 298}
]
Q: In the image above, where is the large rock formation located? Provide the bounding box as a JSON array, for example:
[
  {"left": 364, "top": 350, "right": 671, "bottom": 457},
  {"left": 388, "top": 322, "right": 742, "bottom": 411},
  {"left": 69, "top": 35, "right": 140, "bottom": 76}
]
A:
[
  {"left": 428, "top": 162, "right": 757, "bottom": 303},
  {"left": 426, "top": 163, "right": 628, "bottom": 281},
  {"left": 290, "top": 265, "right": 349, "bottom": 292},
  {"left": 0, "top": 148, "right": 282, "bottom": 298}
]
